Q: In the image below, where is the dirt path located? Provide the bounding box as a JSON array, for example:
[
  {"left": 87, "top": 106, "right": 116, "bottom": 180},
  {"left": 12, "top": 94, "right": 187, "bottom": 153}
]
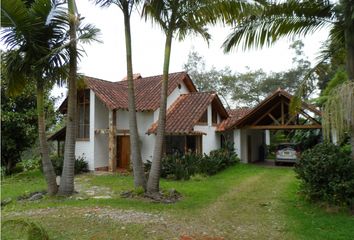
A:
[{"left": 176, "top": 170, "right": 296, "bottom": 239}]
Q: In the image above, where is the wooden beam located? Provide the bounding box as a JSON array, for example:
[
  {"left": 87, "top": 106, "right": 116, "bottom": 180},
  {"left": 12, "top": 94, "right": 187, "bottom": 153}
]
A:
[
  {"left": 247, "top": 124, "right": 322, "bottom": 130},
  {"left": 253, "top": 102, "right": 281, "bottom": 125},
  {"left": 281, "top": 98, "right": 285, "bottom": 125},
  {"left": 108, "top": 109, "right": 117, "bottom": 172},
  {"left": 300, "top": 110, "right": 321, "bottom": 125},
  {"left": 286, "top": 114, "right": 298, "bottom": 125},
  {"left": 268, "top": 113, "right": 280, "bottom": 125}
]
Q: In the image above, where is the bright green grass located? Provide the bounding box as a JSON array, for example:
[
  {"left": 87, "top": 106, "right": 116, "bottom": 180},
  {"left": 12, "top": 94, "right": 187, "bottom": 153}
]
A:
[
  {"left": 2, "top": 164, "right": 354, "bottom": 239},
  {"left": 1, "top": 164, "right": 264, "bottom": 213},
  {"left": 284, "top": 180, "right": 354, "bottom": 240},
  {"left": 1, "top": 170, "right": 46, "bottom": 200}
]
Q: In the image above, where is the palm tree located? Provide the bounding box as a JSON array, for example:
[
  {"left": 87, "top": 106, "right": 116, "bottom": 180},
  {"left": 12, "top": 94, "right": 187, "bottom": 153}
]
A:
[
  {"left": 142, "top": 0, "right": 213, "bottom": 195},
  {"left": 222, "top": 0, "right": 354, "bottom": 159},
  {"left": 58, "top": 0, "right": 100, "bottom": 195},
  {"left": 92, "top": 0, "right": 146, "bottom": 190},
  {"left": 1, "top": 0, "right": 68, "bottom": 195},
  {"left": 142, "top": 0, "right": 256, "bottom": 195}
]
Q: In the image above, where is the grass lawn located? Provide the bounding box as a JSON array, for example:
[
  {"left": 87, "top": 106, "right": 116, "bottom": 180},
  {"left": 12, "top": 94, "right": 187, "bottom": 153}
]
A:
[{"left": 1, "top": 164, "right": 353, "bottom": 239}]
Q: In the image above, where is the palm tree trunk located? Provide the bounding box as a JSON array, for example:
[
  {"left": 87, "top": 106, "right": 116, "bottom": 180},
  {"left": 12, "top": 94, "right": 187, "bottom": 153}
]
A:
[
  {"left": 343, "top": 0, "right": 354, "bottom": 160},
  {"left": 147, "top": 29, "right": 173, "bottom": 195},
  {"left": 123, "top": 6, "right": 146, "bottom": 190},
  {"left": 58, "top": 0, "right": 78, "bottom": 196},
  {"left": 37, "top": 81, "right": 58, "bottom": 195}
]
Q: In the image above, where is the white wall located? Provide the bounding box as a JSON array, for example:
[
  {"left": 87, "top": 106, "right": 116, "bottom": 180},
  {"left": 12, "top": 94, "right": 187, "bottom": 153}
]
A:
[
  {"left": 236, "top": 129, "right": 264, "bottom": 163},
  {"left": 154, "top": 81, "right": 189, "bottom": 122},
  {"left": 193, "top": 104, "right": 221, "bottom": 154},
  {"left": 233, "top": 129, "right": 242, "bottom": 160},
  {"left": 137, "top": 112, "right": 155, "bottom": 162},
  {"left": 94, "top": 94, "right": 109, "bottom": 169},
  {"left": 116, "top": 110, "right": 155, "bottom": 163},
  {"left": 75, "top": 90, "right": 95, "bottom": 170},
  {"left": 116, "top": 109, "right": 129, "bottom": 129}
]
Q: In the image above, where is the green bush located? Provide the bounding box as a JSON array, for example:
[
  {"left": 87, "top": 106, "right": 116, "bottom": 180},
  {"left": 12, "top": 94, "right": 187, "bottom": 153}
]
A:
[
  {"left": 17, "top": 158, "right": 41, "bottom": 172},
  {"left": 158, "top": 147, "right": 240, "bottom": 180},
  {"left": 161, "top": 154, "right": 203, "bottom": 180},
  {"left": 47, "top": 155, "right": 89, "bottom": 175},
  {"left": 295, "top": 142, "right": 354, "bottom": 208}
]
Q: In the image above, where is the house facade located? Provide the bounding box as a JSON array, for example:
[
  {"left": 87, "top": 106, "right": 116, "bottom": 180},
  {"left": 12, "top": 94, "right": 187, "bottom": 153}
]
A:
[{"left": 50, "top": 72, "right": 322, "bottom": 171}]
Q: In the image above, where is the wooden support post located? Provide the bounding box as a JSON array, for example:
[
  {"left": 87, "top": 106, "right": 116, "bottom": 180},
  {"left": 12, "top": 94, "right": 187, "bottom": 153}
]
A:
[
  {"left": 108, "top": 109, "right": 117, "bottom": 172},
  {"left": 281, "top": 99, "right": 285, "bottom": 125}
]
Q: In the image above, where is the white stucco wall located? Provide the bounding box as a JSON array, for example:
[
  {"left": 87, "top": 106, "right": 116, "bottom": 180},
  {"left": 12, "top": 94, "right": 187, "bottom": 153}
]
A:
[
  {"left": 75, "top": 90, "right": 95, "bottom": 170},
  {"left": 94, "top": 94, "right": 109, "bottom": 169},
  {"left": 193, "top": 104, "right": 221, "bottom": 154},
  {"left": 154, "top": 81, "right": 189, "bottom": 122},
  {"left": 116, "top": 110, "right": 129, "bottom": 130},
  {"left": 234, "top": 129, "right": 264, "bottom": 163},
  {"left": 233, "top": 129, "right": 242, "bottom": 160},
  {"left": 137, "top": 112, "right": 155, "bottom": 162}
]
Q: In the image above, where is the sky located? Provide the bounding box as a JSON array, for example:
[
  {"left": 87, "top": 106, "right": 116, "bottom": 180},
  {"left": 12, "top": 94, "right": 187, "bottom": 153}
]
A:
[{"left": 76, "top": 1, "right": 330, "bottom": 82}]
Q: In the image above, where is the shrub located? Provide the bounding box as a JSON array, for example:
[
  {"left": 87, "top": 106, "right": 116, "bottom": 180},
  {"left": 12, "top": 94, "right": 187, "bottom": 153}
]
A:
[
  {"left": 74, "top": 155, "right": 89, "bottom": 174},
  {"left": 17, "top": 158, "right": 41, "bottom": 172},
  {"left": 46, "top": 155, "right": 89, "bottom": 175},
  {"left": 159, "top": 148, "right": 240, "bottom": 180},
  {"left": 161, "top": 154, "right": 203, "bottom": 180},
  {"left": 295, "top": 142, "right": 354, "bottom": 208}
]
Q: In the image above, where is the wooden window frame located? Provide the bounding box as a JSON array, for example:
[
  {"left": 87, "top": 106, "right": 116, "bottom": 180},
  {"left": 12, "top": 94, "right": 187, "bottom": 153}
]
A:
[
  {"left": 198, "top": 110, "right": 208, "bottom": 125},
  {"left": 212, "top": 106, "right": 218, "bottom": 126},
  {"left": 77, "top": 90, "right": 90, "bottom": 141}
]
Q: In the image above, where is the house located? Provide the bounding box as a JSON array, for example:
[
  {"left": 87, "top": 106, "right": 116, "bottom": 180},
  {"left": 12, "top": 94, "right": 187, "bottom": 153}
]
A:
[{"left": 49, "top": 72, "right": 322, "bottom": 171}]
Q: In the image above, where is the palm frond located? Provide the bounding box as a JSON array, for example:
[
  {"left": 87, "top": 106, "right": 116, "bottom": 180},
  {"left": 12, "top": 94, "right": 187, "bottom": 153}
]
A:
[{"left": 223, "top": 0, "right": 335, "bottom": 52}]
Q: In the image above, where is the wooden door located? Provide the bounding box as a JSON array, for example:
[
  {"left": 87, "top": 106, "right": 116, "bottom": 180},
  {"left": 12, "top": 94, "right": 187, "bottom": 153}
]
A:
[{"left": 117, "top": 136, "right": 130, "bottom": 169}]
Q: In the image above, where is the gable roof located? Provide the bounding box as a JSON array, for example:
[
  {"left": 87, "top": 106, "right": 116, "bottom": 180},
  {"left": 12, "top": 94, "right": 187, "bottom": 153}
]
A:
[
  {"left": 227, "top": 88, "right": 321, "bottom": 130},
  {"left": 59, "top": 72, "right": 197, "bottom": 112},
  {"left": 147, "top": 92, "right": 228, "bottom": 135},
  {"left": 216, "top": 108, "right": 252, "bottom": 132}
]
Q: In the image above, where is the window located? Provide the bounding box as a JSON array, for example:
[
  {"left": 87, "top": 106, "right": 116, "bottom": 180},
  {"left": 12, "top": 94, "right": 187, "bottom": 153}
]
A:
[
  {"left": 77, "top": 90, "right": 90, "bottom": 139},
  {"left": 212, "top": 107, "right": 218, "bottom": 125},
  {"left": 198, "top": 110, "right": 208, "bottom": 124},
  {"left": 165, "top": 135, "right": 202, "bottom": 155}
]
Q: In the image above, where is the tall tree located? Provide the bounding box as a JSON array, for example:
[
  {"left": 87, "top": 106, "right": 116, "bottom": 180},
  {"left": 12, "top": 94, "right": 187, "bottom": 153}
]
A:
[
  {"left": 58, "top": 0, "right": 100, "bottom": 195},
  {"left": 184, "top": 40, "right": 314, "bottom": 108},
  {"left": 223, "top": 0, "right": 354, "bottom": 159},
  {"left": 93, "top": 0, "right": 146, "bottom": 190},
  {"left": 1, "top": 69, "right": 39, "bottom": 174},
  {"left": 142, "top": 0, "right": 211, "bottom": 195},
  {"left": 142, "top": 0, "right": 252, "bottom": 195},
  {"left": 57, "top": 0, "right": 79, "bottom": 196},
  {"left": 1, "top": 0, "right": 68, "bottom": 194}
]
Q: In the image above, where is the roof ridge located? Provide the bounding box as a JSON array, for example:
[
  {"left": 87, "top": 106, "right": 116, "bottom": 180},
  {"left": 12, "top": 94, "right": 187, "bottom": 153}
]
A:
[
  {"left": 85, "top": 75, "right": 116, "bottom": 83},
  {"left": 180, "top": 91, "right": 216, "bottom": 96}
]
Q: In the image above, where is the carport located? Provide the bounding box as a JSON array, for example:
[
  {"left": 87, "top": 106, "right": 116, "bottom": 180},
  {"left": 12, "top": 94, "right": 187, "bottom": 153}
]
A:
[{"left": 229, "top": 88, "right": 322, "bottom": 163}]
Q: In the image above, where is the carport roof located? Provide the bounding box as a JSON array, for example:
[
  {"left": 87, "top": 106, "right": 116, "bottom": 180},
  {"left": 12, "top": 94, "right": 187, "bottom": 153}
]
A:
[{"left": 227, "top": 88, "right": 322, "bottom": 130}]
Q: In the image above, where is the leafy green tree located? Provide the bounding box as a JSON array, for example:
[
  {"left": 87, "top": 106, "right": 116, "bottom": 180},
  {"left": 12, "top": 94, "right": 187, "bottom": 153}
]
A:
[
  {"left": 184, "top": 40, "right": 314, "bottom": 107},
  {"left": 1, "top": 78, "right": 38, "bottom": 174},
  {"left": 93, "top": 0, "right": 146, "bottom": 190},
  {"left": 1, "top": 0, "right": 69, "bottom": 194}
]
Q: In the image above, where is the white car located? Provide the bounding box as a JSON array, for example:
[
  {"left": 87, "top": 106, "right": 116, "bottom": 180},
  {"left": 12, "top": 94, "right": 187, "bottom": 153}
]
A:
[{"left": 275, "top": 143, "right": 300, "bottom": 165}]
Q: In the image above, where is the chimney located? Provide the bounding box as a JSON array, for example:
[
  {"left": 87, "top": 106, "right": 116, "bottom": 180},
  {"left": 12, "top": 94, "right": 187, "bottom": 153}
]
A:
[{"left": 121, "top": 73, "right": 142, "bottom": 81}]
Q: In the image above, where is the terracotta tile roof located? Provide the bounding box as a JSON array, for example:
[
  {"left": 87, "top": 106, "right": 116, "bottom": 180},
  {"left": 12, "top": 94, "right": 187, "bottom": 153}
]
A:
[
  {"left": 147, "top": 92, "right": 228, "bottom": 135},
  {"left": 59, "top": 72, "right": 198, "bottom": 112},
  {"left": 216, "top": 108, "right": 252, "bottom": 132}
]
